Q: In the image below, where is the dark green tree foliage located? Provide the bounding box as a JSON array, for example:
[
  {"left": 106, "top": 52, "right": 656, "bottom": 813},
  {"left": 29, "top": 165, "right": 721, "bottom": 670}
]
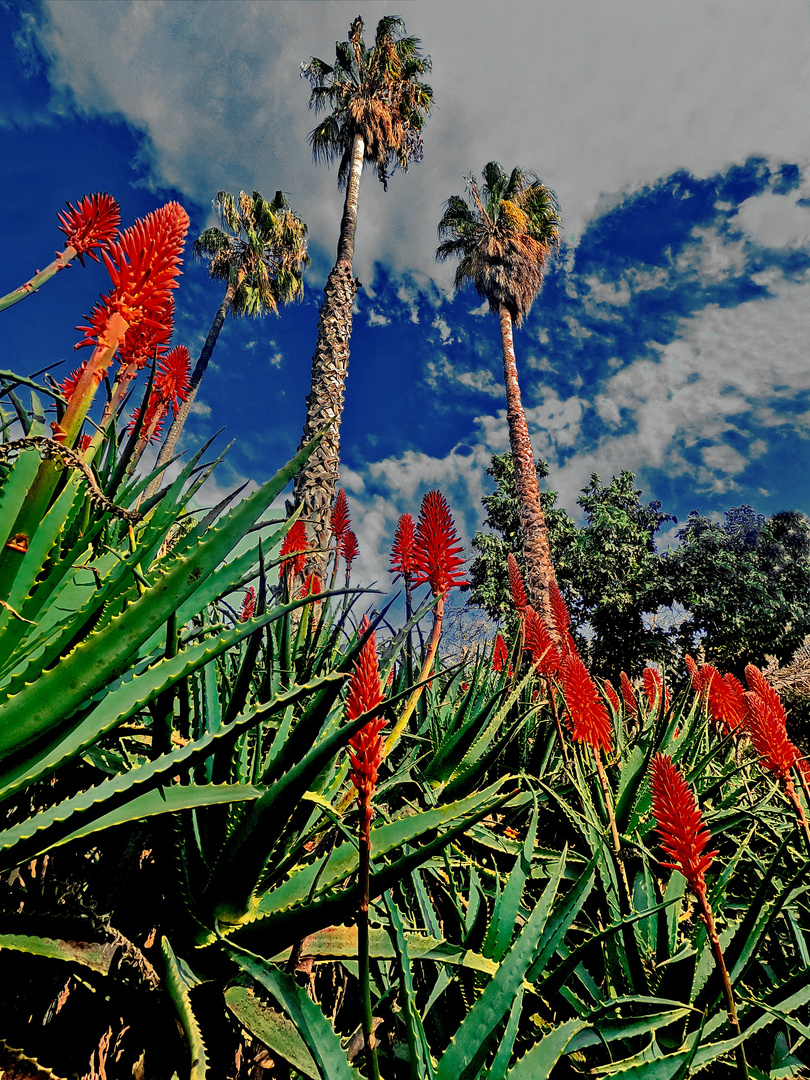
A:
[
  {"left": 665, "top": 506, "right": 810, "bottom": 676},
  {"left": 469, "top": 455, "right": 675, "bottom": 679},
  {"left": 563, "top": 472, "right": 675, "bottom": 680}
]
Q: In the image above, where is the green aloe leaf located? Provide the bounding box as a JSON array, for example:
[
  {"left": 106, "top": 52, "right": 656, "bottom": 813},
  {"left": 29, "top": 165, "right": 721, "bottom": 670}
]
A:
[
  {"left": 224, "top": 943, "right": 360, "bottom": 1080},
  {"left": 503, "top": 1019, "right": 588, "bottom": 1079},
  {"left": 162, "top": 937, "right": 208, "bottom": 1080},
  {"left": 225, "top": 984, "right": 319, "bottom": 1079},
  {"left": 384, "top": 891, "right": 435, "bottom": 1080},
  {"left": 483, "top": 792, "right": 538, "bottom": 963},
  {"left": 0, "top": 435, "right": 322, "bottom": 757}
]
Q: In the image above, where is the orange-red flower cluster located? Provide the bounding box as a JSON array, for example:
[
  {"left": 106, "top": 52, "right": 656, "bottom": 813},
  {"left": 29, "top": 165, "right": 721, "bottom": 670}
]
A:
[
  {"left": 278, "top": 520, "right": 309, "bottom": 578},
  {"left": 412, "top": 490, "right": 467, "bottom": 597},
  {"left": 689, "top": 661, "right": 746, "bottom": 736},
  {"left": 507, "top": 552, "right": 527, "bottom": 613},
  {"left": 76, "top": 202, "right": 189, "bottom": 352},
  {"left": 620, "top": 671, "right": 638, "bottom": 717},
  {"left": 127, "top": 345, "right": 191, "bottom": 443},
  {"left": 238, "top": 587, "right": 256, "bottom": 623},
  {"left": 603, "top": 679, "right": 621, "bottom": 714},
  {"left": 342, "top": 530, "right": 359, "bottom": 574},
  {"left": 560, "top": 652, "right": 613, "bottom": 754},
  {"left": 643, "top": 666, "right": 671, "bottom": 712},
  {"left": 492, "top": 632, "right": 509, "bottom": 674},
  {"left": 650, "top": 753, "right": 717, "bottom": 897},
  {"left": 390, "top": 513, "right": 417, "bottom": 579},
  {"left": 57, "top": 193, "right": 121, "bottom": 263},
  {"left": 300, "top": 573, "right": 323, "bottom": 599},
  {"left": 523, "top": 605, "right": 562, "bottom": 677},
  {"left": 331, "top": 489, "right": 350, "bottom": 548},
  {"left": 744, "top": 664, "right": 799, "bottom": 780},
  {"left": 346, "top": 618, "right": 386, "bottom": 803}
]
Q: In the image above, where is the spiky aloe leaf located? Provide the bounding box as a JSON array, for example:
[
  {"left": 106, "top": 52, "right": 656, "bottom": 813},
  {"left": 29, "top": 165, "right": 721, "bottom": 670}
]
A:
[
  {"left": 483, "top": 792, "right": 538, "bottom": 963},
  {"left": 0, "top": 932, "right": 124, "bottom": 974},
  {"left": 162, "top": 937, "right": 208, "bottom": 1080},
  {"left": 0, "top": 677, "right": 340, "bottom": 867},
  {"left": 383, "top": 892, "right": 435, "bottom": 1080},
  {"left": 434, "top": 849, "right": 575, "bottom": 1080},
  {"left": 0, "top": 617, "right": 343, "bottom": 804},
  {"left": 0, "top": 436, "right": 323, "bottom": 756},
  {"left": 225, "top": 984, "right": 319, "bottom": 1079},
  {"left": 253, "top": 781, "right": 515, "bottom": 918},
  {"left": 503, "top": 1019, "right": 588, "bottom": 1079},
  {"left": 486, "top": 985, "right": 524, "bottom": 1080},
  {"left": 0, "top": 450, "right": 41, "bottom": 554},
  {"left": 228, "top": 785, "right": 517, "bottom": 955},
  {"left": 224, "top": 943, "right": 361, "bottom": 1080}
]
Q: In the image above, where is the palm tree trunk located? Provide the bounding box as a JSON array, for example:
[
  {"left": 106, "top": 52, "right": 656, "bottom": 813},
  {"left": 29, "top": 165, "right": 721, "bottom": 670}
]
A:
[
  {"left": 294, "top": 133, "right": 365, "bottom": 577},
  {"left": 498, "top": 303, "right": 558, "bottom": 630},
  {"left": 146, "top": 280, "right": 237, "bottom": 496}
]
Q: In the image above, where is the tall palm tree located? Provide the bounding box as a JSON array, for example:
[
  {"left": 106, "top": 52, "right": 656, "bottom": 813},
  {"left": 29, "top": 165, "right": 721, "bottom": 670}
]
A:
[
  {"left": 437, "top": 162, "right": 562, "bottom": 626},
  {"left": 295, "top": 15, "right": 433, "bottom": 574},
  {"left": 150, "top": 189, "right": 308, "bottom": 487}
]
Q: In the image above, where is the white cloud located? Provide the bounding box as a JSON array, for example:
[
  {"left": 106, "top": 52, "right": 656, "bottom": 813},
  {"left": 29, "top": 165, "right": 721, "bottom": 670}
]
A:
[
  {"left": 432, "top": 314, "right": 452, "bottom": 342},
  {"left": 269, "top": 351, "right": 283, "bottom": 368},
  {"left": 732, "top": 191, "right": 810, "bottom": 249},
  {"left": 190, "top": 401, "right": 211, "bottom": 416},
  {"left": 33, "top": 0, "right": 808, "bottom": 289},
  {"left": 675, "top": 225, "right": 749, "bottom": 283},
  {"left": 367, "top": 308, "right": 390, "bottom": 327}
]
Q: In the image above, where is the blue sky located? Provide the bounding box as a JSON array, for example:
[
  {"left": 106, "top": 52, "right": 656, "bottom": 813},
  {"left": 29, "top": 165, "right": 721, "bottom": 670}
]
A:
[{"left": 1, "top": 0, "right": 808, "bottom": 596}]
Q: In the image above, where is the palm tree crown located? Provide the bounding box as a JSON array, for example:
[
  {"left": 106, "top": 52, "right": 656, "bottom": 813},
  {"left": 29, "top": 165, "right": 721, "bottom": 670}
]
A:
[
  {"left": 302, "top": 15, "right": 433, "bottom": 191},
  {"left": 436, "top": 162, "right": 561, "bottom": 324},
  {"left": 148, "top": 190, "right": 308, "bottom": 492},
  {"left": 194, "top": 189, "right": 309, "bottom": 316}
]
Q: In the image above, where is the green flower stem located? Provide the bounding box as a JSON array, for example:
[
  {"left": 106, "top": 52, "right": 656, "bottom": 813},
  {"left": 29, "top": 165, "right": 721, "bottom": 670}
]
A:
[
  {"left": 358, "top": 794, "right": 382, "bottom": 1080},
  {"left": 593, "top": 746, "right": 631, "bottom": 906},
  {"left": 697, "top": 888, "right": 749, "bottom": 1079},
  {"left": 0, "top": 247, "right": 77, "bottom": 312},
  {"left": 383, "top": 593, "right": 444, "bottom": 759}
]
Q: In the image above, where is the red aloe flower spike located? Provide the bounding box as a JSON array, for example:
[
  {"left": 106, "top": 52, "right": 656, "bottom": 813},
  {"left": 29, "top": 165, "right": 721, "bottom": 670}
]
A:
[
  {"left": 642, "top": 667, "right": 670, "bottom": 712},
  {"left": 507, "top": 552, "right": 527, "bottom": 613},
  {"left": 59, "top": 364, "right": 87, "bottom": 402},
  {"left": 57, "top": 193, "right": 121, "bottom": 264},
  {"left": 743, "top": 688, "right": 798, "bottom": 780},
  {"left": 238, "top": 587, "right": 256, "bottom": 623},
  {"left": 523, "top": 606, "right": 562, "bottom": 677},
  {"left": 390, "top": 513, "right": 417, "bottom": 579},
  {"left": 549, "top": 580, "right": 577, "bottom": 657},
  {"left": 702, "top": 664, "right": 745, "bottom": 736},
  {"left": 620, "top": 671, "right": 638, "bottom": 717},
  {"left": 412, "top": 491, "right": 467, "bottom": 597},
  {"left": 155, "top": 345, "right": 191, "bottom": 415},
  {"left": 331, "top": 489, "right": 350, "bottom": 546},
  {"left": 278, "top": 520, "right": 309, "bottom": 579},
  {"left": 603, "top": 679, "right": 621, "bottom": 714},
  {"left": 685, "top": 655, "right": 705, "bottom": 693},
  {"left": 299, "top": 573, "right": 323, "bottom": 599},
  {"left": 61, "top": 202, "right": 189, "bottom": 449},
  {"left": 650, "top": 754, "right": 718, "bottom": 896},
  {"left": 342, "top": 530, "right": 359, "bottom": 575},
  {"left": 560, "top": 652, "right": 613, "bottom": 755},
  {"left": 650, "top": 756, "right": 749, "bottom": 1071},
  {"left": 1, "top": 194, "right": 122, "bottom": 313},
  {"left": 492, "top": 632, "right": 509, "bottom": 673},
  {"left": 346, "top": 617, "right": 386, "bottom": 803}
]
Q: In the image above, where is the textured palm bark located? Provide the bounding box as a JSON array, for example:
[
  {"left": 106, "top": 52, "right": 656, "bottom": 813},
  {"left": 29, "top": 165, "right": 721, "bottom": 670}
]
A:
[
  {"left": 498, "top": 304, "right": 558, "bottom": 631},
  {"left": 294, "top": 134, "right": 365, "bottom": 578},
  {"left": 147, "top": 279, "right": 238, "bottom": 496}
]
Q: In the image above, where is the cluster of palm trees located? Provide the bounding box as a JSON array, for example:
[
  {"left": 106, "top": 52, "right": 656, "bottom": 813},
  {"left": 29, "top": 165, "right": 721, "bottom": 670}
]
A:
[{"left": 153, "top": 15, "right": 562, "bottom": 626}]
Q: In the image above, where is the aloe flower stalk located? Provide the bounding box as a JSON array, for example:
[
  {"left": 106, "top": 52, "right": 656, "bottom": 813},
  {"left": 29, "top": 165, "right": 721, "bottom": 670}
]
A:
[
  {"left": 0, "top": 194, "right": 121, "bottom": 312},
  {"left": 385, "top": 490, "right": 466, "bottom": 757},
  {"left": 492, "top": 632, "right": 509, "bottom": 674},
  {"left": 620, "top": 671, "right": 638, "bottom": 718},
  {"left": 238, "top": 586, "right": 256, "bottom": 623},
  {"left": 2, "top": 203, "right": 188, "bottom": 568},
  {"left": 342, "top": 529, "right": 359, "bottom": 593},
  {"left": 390, "top": 512, "right": 417, "bottom": 623},
  {"left": 561, "top": 652, "right": 628, "bottom": 895},
  {"left": 328, "top": 488, "right": 350, "bottom": 591},
  {"left": 744, "top": 664, "right": 810, "bottom": 846},
  {"left": 59, "top": 202, "right": 189, "bottom": 449},
  {"left": 650, "top": 754, "right": 748, "bottom": 1076},
  {"left": 278, "top": 520, "right": 309, "bottom": 585},
  {"left": 128, "top": 346, "right": 191, "bottom": 466},
  {"left": 345, "top": 616, "right": 385, "bottom": 1080}
]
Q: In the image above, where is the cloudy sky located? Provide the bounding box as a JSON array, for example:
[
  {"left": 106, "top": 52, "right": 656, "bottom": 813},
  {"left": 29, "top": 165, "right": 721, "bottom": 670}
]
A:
[{"left": 2, "top": 0, "right": 808, "bottom": 594}]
